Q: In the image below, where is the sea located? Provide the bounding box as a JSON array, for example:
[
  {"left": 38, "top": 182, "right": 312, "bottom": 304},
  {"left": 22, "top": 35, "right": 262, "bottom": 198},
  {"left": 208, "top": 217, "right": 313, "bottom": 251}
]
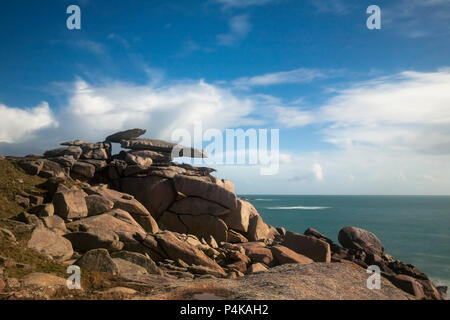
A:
[{"left": 241, "top": 195, "right": 450, "bottom": 289}]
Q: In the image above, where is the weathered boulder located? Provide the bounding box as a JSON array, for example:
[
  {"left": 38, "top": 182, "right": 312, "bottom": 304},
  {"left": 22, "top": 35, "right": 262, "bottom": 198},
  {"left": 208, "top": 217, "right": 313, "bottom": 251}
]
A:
[
  {"left": 53, "top": 189, "right": 88, "bottom": 220},
  {"left": 39, "top": 160, "right": 66, "bottom": 178},
  {"left": 72, "top": 161, "right": 95, "bottom": 178},
  {"left": 120, "top": 176, "right": 177, "bottom": 220},
  {"left": 85, "top": 186, "right": 159, "bottom": 233},
  {"left": 21, "top": 273, "right": 67, "bottom": 289},
  {"left": 75, "top": 248, "right": 119, "bottom": 275},
  {"left": 85, "top": 194, "right": 114, "bottom": 216},
  {"left": 282, "top": 231, "right": 331, "bottom": 263},
  {"left": 179, "top": 215, "right": 228, "bottom": 243},
  {"left": 64, "top": 228, "right": 124, "bottom": 253},
  {"left": 247, "top": 263, "right": 268, "bottom": 274},
  {"left": 110, "top": 251, "right": 163, "bottom": 275},
  {"left": 222, "top": 199, "right": 253, "bottom": 233},
  {"left": 44, "top": 146, "right": 82, "bottom": 159},
  {"left": 383, "top": 273, "right": 425, "bottom": 299},
  {"left": 338, "top": 226, "right": 384, "bottom": 256},
  {"left": 245, "top": 246, "right": 274, "bottom": 266},
  {"left": 27, "top": 227, "right": 73, "bottom": 261},
  {"left": 246, "top": 215, "right": 271, "bottom": 241},
  {"left": 105, "top": 128, "right": 147, "bottom": 143},
  {"left": 49, "top": 155, "right": 75, "bottom": 168},
  {"left": 173, "top": 175, "right": 237, "bottom": 210},
  {"left": 271, "top": 245, "right": 314, "bottom": 265},
  {"left": 40, "top": 215, "right": 67, "bottom": 233},
  {"left": 19, "top": 160, "right": 44, "bottom": 175}
]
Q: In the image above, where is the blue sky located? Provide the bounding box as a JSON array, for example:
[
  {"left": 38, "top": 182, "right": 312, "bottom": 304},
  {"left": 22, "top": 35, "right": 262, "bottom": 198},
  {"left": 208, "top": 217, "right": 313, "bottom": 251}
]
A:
[{"left": 1, "top": 0, "right": 450, "bottom": 194}]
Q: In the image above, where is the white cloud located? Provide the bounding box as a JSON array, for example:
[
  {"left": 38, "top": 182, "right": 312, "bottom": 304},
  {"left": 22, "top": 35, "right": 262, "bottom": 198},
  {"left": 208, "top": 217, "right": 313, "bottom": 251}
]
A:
[
  {"left": 312, "top": 163, "right": 324, "bottom": 181},
  {"left": 0, "top": 102, "right": 58, "bottom": 143},
  {"left": 232, "top": 68, "right": 333, "bottom": 88},
  {"left": 59, "top": 78, "right": 256, "bottom": 143},
  {"left": 217, "top": 15, "right": 251, "bottom": 46}
]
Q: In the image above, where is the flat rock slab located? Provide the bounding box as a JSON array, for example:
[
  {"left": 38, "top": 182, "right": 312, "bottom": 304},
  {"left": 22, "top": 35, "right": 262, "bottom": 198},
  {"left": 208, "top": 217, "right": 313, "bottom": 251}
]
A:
[{"left": 106, "top": 128, "right": 147, "bottom": 143}]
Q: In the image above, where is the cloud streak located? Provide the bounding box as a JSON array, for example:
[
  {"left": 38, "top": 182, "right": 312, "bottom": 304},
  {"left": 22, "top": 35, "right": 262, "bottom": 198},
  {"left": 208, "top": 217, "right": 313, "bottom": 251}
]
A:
[{"left": 217, "top": 15, "right": 252, "bottom": 46}]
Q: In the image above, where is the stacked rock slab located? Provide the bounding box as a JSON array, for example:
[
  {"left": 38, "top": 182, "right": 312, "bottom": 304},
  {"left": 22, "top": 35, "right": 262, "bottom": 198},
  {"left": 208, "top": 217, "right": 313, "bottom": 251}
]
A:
[{"left": 37, "top": 128, "right": 276, "bottom": 245}]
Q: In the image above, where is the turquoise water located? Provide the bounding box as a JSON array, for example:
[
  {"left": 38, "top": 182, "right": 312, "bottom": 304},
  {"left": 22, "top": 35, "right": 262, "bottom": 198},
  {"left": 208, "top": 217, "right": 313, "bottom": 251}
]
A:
[{"left": 242, "top": 195, "right": 450, "bottom": 288}]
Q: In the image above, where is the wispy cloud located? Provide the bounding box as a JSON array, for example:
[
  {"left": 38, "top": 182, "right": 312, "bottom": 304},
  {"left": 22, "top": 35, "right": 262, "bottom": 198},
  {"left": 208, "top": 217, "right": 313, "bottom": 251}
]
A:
[
  {"left": 308, "top": 0, "right": 353, "bottom": 15},
  {"left": 217, "top": 15, "right": 252, "bottom": 46},
  {"left": 215, "top": 0, "right": 274, "bottom": 9},
  {"left": 232, "top": 68, "right": 340, "bottom": 88}
]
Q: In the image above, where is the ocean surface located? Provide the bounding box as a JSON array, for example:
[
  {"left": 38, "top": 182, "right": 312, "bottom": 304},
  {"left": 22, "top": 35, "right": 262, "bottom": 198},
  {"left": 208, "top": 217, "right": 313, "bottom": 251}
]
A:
[{"left": 241, "top": 195, "right": 450, "bottom": 289}]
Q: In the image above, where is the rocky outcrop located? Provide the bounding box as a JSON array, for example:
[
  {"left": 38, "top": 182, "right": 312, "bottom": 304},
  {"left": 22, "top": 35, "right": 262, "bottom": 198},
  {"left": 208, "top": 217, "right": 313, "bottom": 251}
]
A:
[{"left": 1, "top": 128, "right": 445, "bottom": 301}]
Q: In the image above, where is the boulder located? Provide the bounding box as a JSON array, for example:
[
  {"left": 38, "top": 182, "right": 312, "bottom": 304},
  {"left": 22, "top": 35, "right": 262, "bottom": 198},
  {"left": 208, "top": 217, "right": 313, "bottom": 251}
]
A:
[
  {"left": 158, "top": 211, "right": 188, "bottom": 234},
  {"left": 246, "top": 215, "right": 271, "bottom": 241},
  {"left": 245, "top": 246, "right": 274, "bottom": 266},
  {"left": 72, "top": 161, "right": 95, "bottom": 178},
  {"left": 120, "top": 176, "right": 177, "bottom": 220},
  {"left": 53, "top": 189, "right": 88, "bottom": 220},
  {"left": 75, "top": 249, "right": 119, "bottom": 275},
  {"left": 247, "top": 263, "right": 268, "bottom": 274},
  {"left": 383, "top": 273, "right": 425, "bottom": 299},
  {"left": 49, "top": 156, "right": 75, "bottom": 168},
  {"left": 85, "top": 187, "right": 159, "bottom": 233},
  {"left": 271, "top": 245, "right": 314, "bottom": 265},
  {"left": 39, "top": 160, "right": 66, "bottom": 178},
  {"left": 110, "top": 251, "right": 163, "bottom": 275},
  {"left": 154, "top": 231, "right": 225, "bottom": 276},
  {"left": 179, "top": 215, "right": 228, "bottom": 243},
  {"left": 173, "top": 175, "right": 237, "bottom": 210},
  {"left": 64, "top": 228, "right": 124, "bottom": 253},
  {"left": 105, "top": 128, "right": 147, "bottom": 143},
  {"left": 85, "top": 194, "right": 114, "bottom": 216},
  {"left": 172, "top": 146, "right": 208, "bottom": 159},
  {"left": 19, "top": 160, "right": 44, "bottom": 175},
  {"left": 338, "top": 226, "right": 384, "bottom": 256},
  {"left": 21, "top": 273, "right": 66, "bottom": 288},
  {"left": 282, "top": 231, "right": 331, "bottom": 263},
  {"left": 27, "top": 227, "right": 73, "bottom": 261},
  {"left": 222, "top": 199, "right": 253, "bottom": 233},
  {"left": 40, "top": 215, "right": 67, "bottom": 233},
  {"left": 169, "top": 197, "right": 230, "bottom": 216}
]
